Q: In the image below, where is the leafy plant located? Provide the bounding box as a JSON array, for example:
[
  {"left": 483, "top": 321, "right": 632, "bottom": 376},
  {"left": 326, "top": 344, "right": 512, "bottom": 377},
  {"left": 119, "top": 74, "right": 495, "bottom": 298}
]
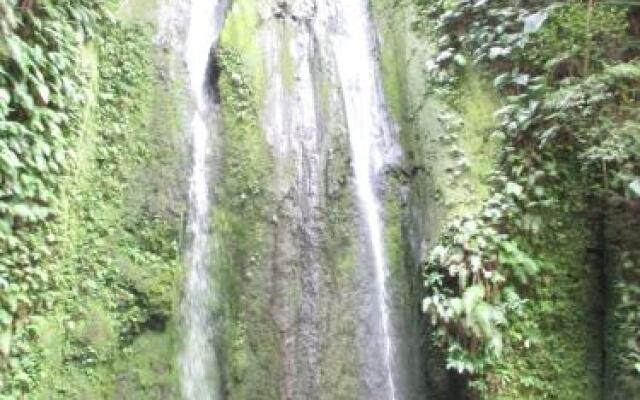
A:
[
  {"left": 416, "top": 0, "right": 640, "bottom": 396},
  {"left": 0, "top": 1, "right": 106, "bottom": 394}
]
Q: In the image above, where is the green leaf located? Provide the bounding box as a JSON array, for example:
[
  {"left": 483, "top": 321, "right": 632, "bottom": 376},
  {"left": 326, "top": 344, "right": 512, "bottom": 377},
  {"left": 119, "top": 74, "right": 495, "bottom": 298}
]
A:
[
  {"left": 14, "top": 82, "right": 35, "bottom": 112},
  {"left": 505, "top": 181, "right": 524, "bottom": 198},
  {"left": 489, "top": 47, "right": 511, "bottom": 60},
  {"left": 450, "top": 298, "right": 463, "bottom": 316},
  {"left": 33, "top": 80, "right": 50, "bottom": 105},
  {"left": 0, "top": 220, "right": 11, "bottom": 236},
  {"left": 629, "top": 178, "right": 640, "bottom": 198},
  {"left": 0, "top": 309, "right": 12, "bottom": 327},
  {"left": 0, "top": 146, "right": 21, "bottom": 169},
  {"left": 453, "top": 54, "right": 467, "bottom": 67},
  {"left": 6, "top": 35, "right": 31, "bottom": 75},
  {"left": 4, "top": 294, "right": 18, "bottom": 314},
  {"left": 0, "top": 88, "right": 9, "bottom": 106},
  {"left": 0, "top": 144, "right": 23, "bottom": 178},
  {"left": 523, "top": 10, "right": 549, "bottom": 34},
  {"left": 463, "top": 285, "right": 485, "bottom": 314},
  {"left": 0, "top": 330, "right": 11, "bottom": 357}
]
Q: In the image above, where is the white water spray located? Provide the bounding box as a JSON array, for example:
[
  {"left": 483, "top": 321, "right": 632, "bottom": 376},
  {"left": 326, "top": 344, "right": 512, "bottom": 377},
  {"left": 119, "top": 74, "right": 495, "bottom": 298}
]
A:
[
  {"left": 333, "top": 1, "right": 397, "bottom": 399},
  {"left": 181, "top": 0, "right": 225, "bottom": 398}
]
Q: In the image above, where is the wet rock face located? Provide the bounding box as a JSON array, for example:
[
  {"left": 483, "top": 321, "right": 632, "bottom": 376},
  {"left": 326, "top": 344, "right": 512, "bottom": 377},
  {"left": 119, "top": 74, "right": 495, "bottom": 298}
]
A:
[
  {"left": 258, "top": 2, "right": 338, "bottom": 398},
  {"left": 259, "top": 0, "right": 408, "bottom": 398},
  {"left": 269, "top": 0, "right": 317, "bottom": 21},
  {"left": 205, "top": 49, "right": 222, "bottom": 103},
  {"left": 212, "top": 0, "right": 424, "bottom": 398}
]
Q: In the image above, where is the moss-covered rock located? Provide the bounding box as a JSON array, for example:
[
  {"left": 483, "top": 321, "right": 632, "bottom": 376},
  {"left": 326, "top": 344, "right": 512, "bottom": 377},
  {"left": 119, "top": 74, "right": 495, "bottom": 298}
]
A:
[
  {"left": 27, "top": 3, "right": 188, "bottom": 397},
  {"left": 388, "top": 0, "right": 637, "bottom": 398},
  {"left": 214, "top": 4, "right": 279, "bottom": 396}
]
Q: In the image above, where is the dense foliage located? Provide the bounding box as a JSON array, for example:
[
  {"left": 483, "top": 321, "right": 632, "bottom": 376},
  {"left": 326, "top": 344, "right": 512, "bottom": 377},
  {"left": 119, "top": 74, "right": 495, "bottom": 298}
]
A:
[
  {"left": 1, "top": 2, "right": 184, "bottom": 397},
  {"left": 0, "top": 0, "right": 105, "bottom": 392},
  {"left": 36, "top": 20, "right": 183, "bottom": 398},
  {"left": 2, "top": 0, "right": 638, "bottom": 398},
  {"left": 416, "top": 0, "right": 640, "bottom": 396}
]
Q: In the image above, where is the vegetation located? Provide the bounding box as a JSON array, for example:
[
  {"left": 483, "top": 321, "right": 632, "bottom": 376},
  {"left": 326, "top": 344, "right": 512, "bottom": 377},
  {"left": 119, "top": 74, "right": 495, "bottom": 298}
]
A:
[
  {"left": 0, "top": 0, "right": 105, "bottom": 394},
  {"left": 1, "top": 1, "right": 184, "bottom": 397},
  {"left": 1, "top": 0, "right": 638, "bottom": 398},
  {"left": 414, "top": 0, "right": 640, "bottom": 397},
  {"left": 214, "top": 44, "right": 278, "bottom": 399}
]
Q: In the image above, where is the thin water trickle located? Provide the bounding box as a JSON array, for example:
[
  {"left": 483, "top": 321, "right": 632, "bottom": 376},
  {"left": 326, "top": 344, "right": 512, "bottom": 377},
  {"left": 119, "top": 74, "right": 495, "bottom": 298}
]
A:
[
  {"left": 333, "top": 1, "right": 398, "bottom": 399},
  {"left": 181, "top": 0, "right": 225, "bottom": 399}
]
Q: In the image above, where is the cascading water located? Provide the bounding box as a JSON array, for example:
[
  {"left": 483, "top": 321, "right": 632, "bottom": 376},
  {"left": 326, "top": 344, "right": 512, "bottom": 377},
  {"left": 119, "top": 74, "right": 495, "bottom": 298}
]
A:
[
  {"left": 177, "top": 0, "right": 404, "bottom": 397},
  {"left": 333, "top": 1, "right": 399, "bottom": 399},
  {"left": 181, "top": 0, "right": 226, "bottom": 398}
]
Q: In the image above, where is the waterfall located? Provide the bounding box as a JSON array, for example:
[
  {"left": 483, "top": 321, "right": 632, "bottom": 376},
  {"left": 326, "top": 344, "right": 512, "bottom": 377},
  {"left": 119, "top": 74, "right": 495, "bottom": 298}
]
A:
[
  {"left": 181, "top": 0, "right": 226, "bottom": 398},
  {"left": 177, "top": 0, "right": 400, "bottom": 397},
  {"left": 260, "top": 10, "right": 324, "bottom": 397},
  {"left": 333, "top": 1, "right": 398, "bottom": 399}
]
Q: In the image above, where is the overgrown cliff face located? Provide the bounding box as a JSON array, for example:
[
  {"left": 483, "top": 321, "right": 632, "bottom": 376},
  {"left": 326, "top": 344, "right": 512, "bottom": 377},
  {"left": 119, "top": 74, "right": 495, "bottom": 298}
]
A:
[
  {"left": 371, "top": 0, "right": 502, "bottom": 397},
  {"left": 2, "top": 0, "right": 638, "bottom": 399},
  {"left": 2, "top": 0, "right": 422, "bottom": 398},
  {"left": 375, "top": 0, "right": 640, "bottom": 399},
  {"left": 605, "top": 202, "right": 640, "bottom": 399},
  {"left": 214, "top": 1, "right": 364, "bottom": 399},
  {"left": 37, "top": 9, "right": 188, "bottom": 400},
  {"left": 1, "top": 1, "right": 188, "bottom": 397}
]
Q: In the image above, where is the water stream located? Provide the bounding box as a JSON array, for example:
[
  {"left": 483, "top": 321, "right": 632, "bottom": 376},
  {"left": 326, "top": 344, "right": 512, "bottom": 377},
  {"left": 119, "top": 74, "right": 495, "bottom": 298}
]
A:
[
  {"left": 177, "top": 0, "right": 400, "bottom": 398},
  {"left": 333, "top": 1, "right": 398, "bottom": 399},
  {"left": 180, "top": 0, "right": 226, "bottom": 398}
]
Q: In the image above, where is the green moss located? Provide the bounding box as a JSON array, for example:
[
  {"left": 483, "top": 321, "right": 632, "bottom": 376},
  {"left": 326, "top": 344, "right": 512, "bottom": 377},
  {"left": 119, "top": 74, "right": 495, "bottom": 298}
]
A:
[
  {"left": 372, "top": 0, "right": 499, "bottom": 227},
  {"left": 432, "top": 76, "right": 496, "bottom": 217},
  {"left": 319, "top": 127, "right": 361, "bottom": 400},
  {"left": 372, "top": 0, "right": 409, "bottom": 123},
  {"left": 76, "top": 302, "right": 116, "bottom": 354},
  {"left": 109, "top": 329, "right": 181, "bottom": 399},
  {"left": 384, "top": 177, "right": 407, "bottom": 296},
  {"left": 214, "top": 28, "right": 278, "bottom": 395},
  {"left": 114, "top": 0, "right": 162, "bottom": 23},
  {"left": 486, "top": 212, "right": 601, "bottom": 399},
  {"left": 453, "top": 74, "right": 500, "bottom": 209},
  {"left": 29, "top": 15, "right": 186, "bottom": 398},
  {"left": 220, "top": 0, "right": 266, "bottom": 103},
  {"left": 318, "top": 75, "right": 332, "bottom": 118},
  {"left": 604, "top": 207, "right": 640, "bottom": 399},
  {"left": 280, "top": 24, "right": 296, "bottom": 91}
]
